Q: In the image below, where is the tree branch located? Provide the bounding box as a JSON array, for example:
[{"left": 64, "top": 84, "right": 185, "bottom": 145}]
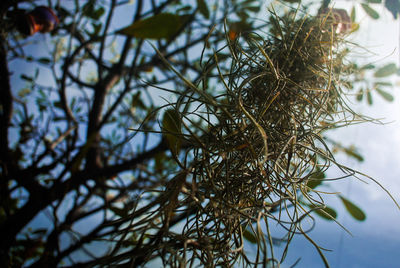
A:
[
  {"left": 0, "top": 138, "right": 167, "bottom": 256},
  {"left": 0, "top": 33, "right": 13, "bottom": 267}
]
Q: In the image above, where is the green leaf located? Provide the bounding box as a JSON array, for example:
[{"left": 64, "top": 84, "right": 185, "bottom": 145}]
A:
[
  {"left": 83, "top": 1, "right": 105, "bottom": 20},
  {"left": 385, "top": 0, "right": 400, "bottom": 18},
  {"left": 339, "top": 196, "right": 366, "bottom": 221},
  {"left": 117, "top": 13, "right": 190, "bottom": 40},
  {"left": 177, "top": 5, "right": 192, "bottom": 12},
  {"left": 350, "top": 23, "right": 360, "bottom": 33},
  {"left": 53, "top": 101, "right": 63, "bottom": 110},
  {"left": 367, "top": 90, "right": 373, "bottom": 105},
  {"left": 38, "top": 57, "right": 51, "bottom": 65},
  {"left": 162, "top": 109, "right": 182, "bottom": 156},
  {"left": 307, "top": 171, "right": 325, "bottom": 189},
  {"left": 237, "top": 11, "right": 250, "bottom": 20},
  {"left": 90, "top": 22, "right": 102, "bottom": 37},
  {"left": 154, "top": 152, "right": 166, "bottom": 172},
  {"left": 361, "top": 3, "right": 380, "bottom": 19},
  {"left": 322, "top": 0, "right": 331, "bottom": 8},
  {"left": 361, "top": 63, "right": 375, "bottom": 70},
  {"left": 229, "top": 21, "right": 254, "bottom": 36},
  {"left": 280, "top": 0, "right": 301, "bottom": 3},
  {"left": 245, "top": 6, "right": 261, "bottom": 13},
  {"left": 91, "top": 7, "right": 105, "bottom": 20},
  {"left": 131, "top": 91, "right": 145, "bottom": 109},
  {"left": 343, "top": 146, "right": 364, "bottom": 162},
  {"left": 311, "top": 205, "right": 337, "bottom": 221},
  {"left": 196, "top": 0, "right": 210, "bottom": 19},
  {"left": 374, "top": 81, "right": 392, "bottom": 87},
  {"left": 243, "top": 228, "right": 257, "bottom": 244},
  {"left": 351, "top": 6, "right": 356, "bottom": 22},
  {"left": 20, "top": 74, "right": 33, "bottom": 82},
  {"left": 376, "top": 88, "right": 394, "bottom": 102},
  {"left": 367, "top": 0, "right": 382, "bottom": 3},
  {"left": 374, "top": 63, "right": 397, "bottom": 77},
  {"left": 18, "top": 88, "right": 31, "bottom": 98},
  {"left": 356, "top": 89, "right": 363, "bottom": 101},
  {"left": 242, "top": 0, "right": 258, "bottom": 4},
  {"left": 109, "top": 206, "right": 128, "bottom": 217}
]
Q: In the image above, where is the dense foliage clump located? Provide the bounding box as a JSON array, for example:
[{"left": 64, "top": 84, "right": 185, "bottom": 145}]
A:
[{"left": 156, "top": 10, "right": 358, "bottom": 265}]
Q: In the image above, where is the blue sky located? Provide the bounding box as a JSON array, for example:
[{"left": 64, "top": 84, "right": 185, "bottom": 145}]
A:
[{"left": 282, "top": 4, "right": 400, "bottom": 266}]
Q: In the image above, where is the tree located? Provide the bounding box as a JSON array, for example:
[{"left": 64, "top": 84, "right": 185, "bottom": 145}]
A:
[{"left": 0, "top": 0, "right": 398, "bottom": 267}]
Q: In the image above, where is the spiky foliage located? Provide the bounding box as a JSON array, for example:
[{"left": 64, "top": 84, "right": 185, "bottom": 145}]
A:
[{"left": 152, "top": 10, "right": 359, "bottom": 266}]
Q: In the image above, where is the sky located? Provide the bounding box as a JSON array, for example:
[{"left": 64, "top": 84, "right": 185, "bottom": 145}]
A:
[{"left": 280, "top": 3, "right": 400, "bottom": 267}]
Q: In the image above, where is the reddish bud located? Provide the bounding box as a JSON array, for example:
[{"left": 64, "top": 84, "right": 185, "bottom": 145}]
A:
[
  {"left": 16, "top": 6, "right": 59, "bottom": 36},
  {"left": 228, "top": 30, "right": 238, "bottom": 41},
  {"left": 319, "top": 8, "right": 352, "bottom": 34}
]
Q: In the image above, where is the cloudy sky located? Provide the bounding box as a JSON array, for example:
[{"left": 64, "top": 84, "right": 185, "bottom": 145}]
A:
[{"left": 282, "top": 3, "right": 400, "bottom": 267}]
